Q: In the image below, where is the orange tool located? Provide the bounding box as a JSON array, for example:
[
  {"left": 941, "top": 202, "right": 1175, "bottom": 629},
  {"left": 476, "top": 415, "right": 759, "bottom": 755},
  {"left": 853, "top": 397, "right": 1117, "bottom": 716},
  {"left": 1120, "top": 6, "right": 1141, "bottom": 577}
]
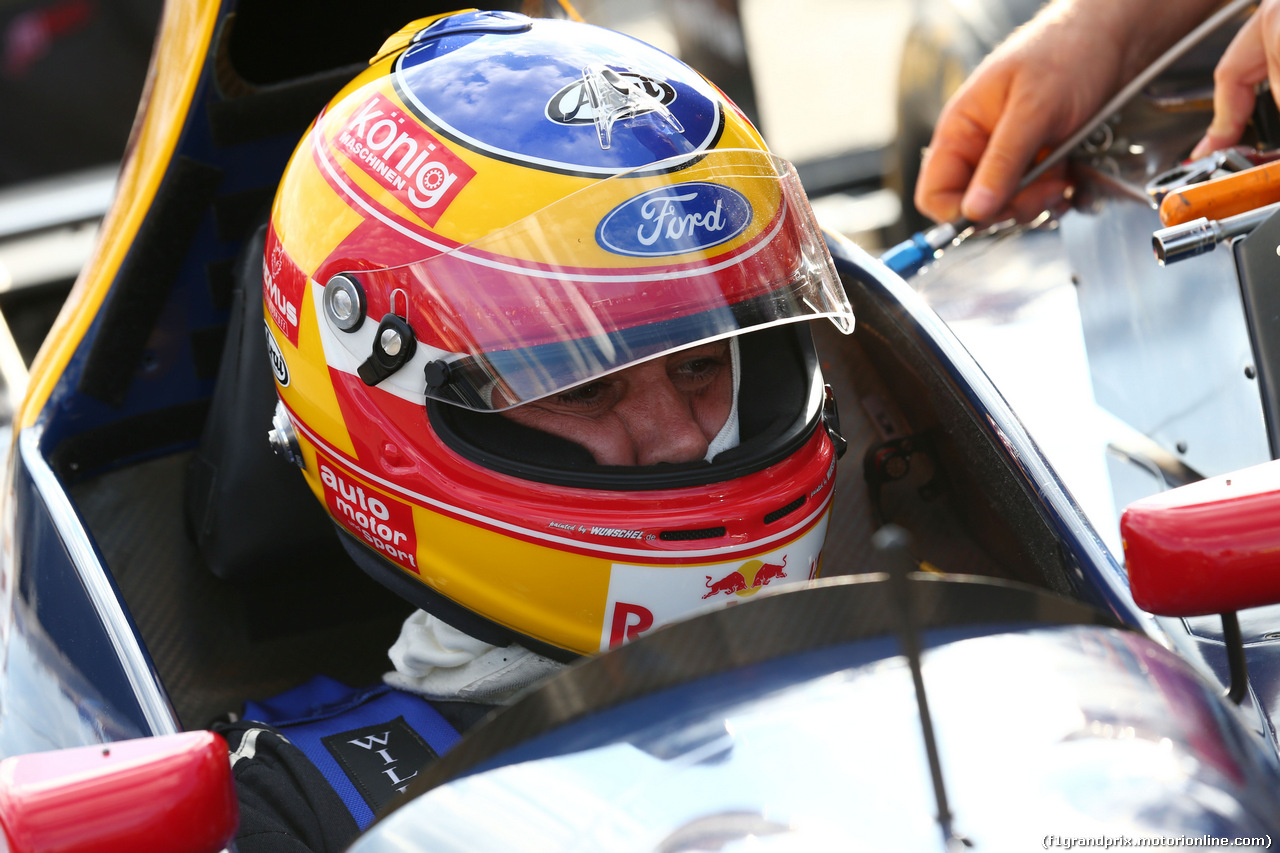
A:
[{"left": 1160, "top": 157, "right": 1280, "bottom": 227}]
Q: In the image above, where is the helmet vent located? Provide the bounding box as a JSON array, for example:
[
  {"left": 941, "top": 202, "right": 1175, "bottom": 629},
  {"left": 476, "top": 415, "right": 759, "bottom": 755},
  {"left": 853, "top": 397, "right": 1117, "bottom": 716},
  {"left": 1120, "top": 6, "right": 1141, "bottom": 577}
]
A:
[
  {"left": 659, "top": 526, "right": 727, "bottom": 542},
  {"left": 763, "top": 495, "right": 807, "bottom": 525}
]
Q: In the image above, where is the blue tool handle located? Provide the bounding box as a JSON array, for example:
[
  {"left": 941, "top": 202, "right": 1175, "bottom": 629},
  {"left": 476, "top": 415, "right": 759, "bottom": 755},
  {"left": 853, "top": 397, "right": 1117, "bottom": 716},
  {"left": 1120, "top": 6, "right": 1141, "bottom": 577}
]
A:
[
  {"left": 880, "top": 220, "right": 965, "bottom": 278},
  {"left": 881, "top": 233, "right": 935, "bottom": 277}
]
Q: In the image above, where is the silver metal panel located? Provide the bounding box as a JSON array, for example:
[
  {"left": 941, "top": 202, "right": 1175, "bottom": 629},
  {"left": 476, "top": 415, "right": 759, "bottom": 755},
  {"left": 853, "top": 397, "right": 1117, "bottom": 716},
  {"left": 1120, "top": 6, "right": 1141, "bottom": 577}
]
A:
[
  {"left": 1063, "top": 189, "right": 1270, "bottom": 478},
  {"left": 901, "top": 224, "right": 1259, "bottom": 713}
]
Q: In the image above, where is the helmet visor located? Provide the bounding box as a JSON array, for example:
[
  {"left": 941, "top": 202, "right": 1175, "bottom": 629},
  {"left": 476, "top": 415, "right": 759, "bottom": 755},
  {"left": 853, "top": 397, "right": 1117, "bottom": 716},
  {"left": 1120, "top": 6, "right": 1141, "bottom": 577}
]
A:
[{"left": 339, "top": 150, "right": 853, "bottom": 412}]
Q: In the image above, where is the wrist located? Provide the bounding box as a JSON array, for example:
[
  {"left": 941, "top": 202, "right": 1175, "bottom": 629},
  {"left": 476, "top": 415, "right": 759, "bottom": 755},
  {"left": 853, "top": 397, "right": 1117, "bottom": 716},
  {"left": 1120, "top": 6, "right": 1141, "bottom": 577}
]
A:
[{"left": 1067, "top": 0, "right": 1224, "bottom": 80}]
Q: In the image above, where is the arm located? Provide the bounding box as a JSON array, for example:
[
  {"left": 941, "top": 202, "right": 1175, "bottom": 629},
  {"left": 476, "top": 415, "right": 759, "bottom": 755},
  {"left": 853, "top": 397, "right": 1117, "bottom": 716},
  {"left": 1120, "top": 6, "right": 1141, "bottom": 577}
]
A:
[{"left": 914, "top": 0, "right": 1221, "bottom": 224}]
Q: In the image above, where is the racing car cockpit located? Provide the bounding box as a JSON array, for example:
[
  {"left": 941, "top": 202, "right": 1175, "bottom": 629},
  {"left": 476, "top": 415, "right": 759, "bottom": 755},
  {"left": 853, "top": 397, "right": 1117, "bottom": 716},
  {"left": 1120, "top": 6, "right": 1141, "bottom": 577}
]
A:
[{"left": 5, "top": 1, "right": 1275, "bottom": 850}]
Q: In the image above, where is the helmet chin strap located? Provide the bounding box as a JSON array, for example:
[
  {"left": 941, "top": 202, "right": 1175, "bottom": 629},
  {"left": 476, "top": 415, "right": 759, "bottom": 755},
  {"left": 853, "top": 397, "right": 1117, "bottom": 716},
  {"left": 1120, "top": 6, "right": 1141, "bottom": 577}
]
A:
[{"left": 705, "top": 336, "right": 741, "bottom": 462}]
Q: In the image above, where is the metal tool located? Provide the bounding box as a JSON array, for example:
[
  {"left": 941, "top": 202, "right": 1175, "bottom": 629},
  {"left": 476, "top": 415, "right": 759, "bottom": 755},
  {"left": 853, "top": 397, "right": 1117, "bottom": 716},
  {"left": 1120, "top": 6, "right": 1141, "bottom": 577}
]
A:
[{"left": 1152, "top": 201, "right": 1280, "bottom": 265}]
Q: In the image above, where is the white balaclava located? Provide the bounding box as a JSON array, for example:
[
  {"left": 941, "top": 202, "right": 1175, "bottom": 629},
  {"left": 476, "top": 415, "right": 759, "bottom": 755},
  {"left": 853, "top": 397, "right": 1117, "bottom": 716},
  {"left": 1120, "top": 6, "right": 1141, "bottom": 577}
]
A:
[{"left": 704, "top": 336, "right": 741, "bottom": 462}]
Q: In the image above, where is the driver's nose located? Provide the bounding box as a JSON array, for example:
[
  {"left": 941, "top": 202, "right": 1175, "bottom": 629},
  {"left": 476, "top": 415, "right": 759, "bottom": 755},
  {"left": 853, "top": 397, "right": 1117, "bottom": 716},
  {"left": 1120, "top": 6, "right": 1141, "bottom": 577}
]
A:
[{"left": 618, "top": 373, "right": 712, "bottom": 466}]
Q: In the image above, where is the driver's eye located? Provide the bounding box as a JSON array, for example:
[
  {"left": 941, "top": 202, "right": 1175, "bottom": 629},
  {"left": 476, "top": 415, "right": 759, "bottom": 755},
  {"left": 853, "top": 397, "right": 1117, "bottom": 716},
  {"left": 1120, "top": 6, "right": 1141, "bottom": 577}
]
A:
[
  {"left": 670, "top": 352, "right": 727, "bottom": 387},
  {"left": 554, "top": 381, "right": 610, "bottom": 408},
  {"left": 677, "top": 358, "right": 718, "bottom": 377}
]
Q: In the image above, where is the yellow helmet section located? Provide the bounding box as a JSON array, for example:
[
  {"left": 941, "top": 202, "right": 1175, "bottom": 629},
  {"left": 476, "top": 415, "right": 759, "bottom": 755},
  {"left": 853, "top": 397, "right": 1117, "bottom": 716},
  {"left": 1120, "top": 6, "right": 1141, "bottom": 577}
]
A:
[
  {"left": 263, "top": 10, "right": 847, "bottom": 656},
  {"left": 304, "top": 55, "right": 771, "bottom": 259}
]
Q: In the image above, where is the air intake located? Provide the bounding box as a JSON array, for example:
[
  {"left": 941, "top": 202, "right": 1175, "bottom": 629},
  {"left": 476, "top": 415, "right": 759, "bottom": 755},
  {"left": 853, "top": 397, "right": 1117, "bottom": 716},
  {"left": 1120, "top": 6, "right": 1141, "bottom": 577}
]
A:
[
  {"left": 764, "top": 495, "right": 806, "bottom": 524},
  {"left": 658, "top": 526, "right": 727, "bottom": 542}
]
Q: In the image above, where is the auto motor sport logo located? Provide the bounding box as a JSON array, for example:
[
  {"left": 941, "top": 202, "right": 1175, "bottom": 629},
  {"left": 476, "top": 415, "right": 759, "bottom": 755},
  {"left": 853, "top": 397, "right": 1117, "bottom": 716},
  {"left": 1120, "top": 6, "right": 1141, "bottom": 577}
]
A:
[
  {"left": 334, "top": 93, "right": 475, "bottom": 225},
  {"left": 316, "top": 450, "right": 419, "bottom": 573}
]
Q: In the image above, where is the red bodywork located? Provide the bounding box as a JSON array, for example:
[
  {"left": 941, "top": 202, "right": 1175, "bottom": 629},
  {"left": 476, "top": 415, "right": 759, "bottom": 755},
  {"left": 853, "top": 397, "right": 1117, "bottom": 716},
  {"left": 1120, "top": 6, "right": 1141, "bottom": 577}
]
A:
[
  {"left": 1122, "top": 459, "right": 1280, "bottom": 617},
  {"left": 0, "top": 731, "right": 237, "bottom": 853}
]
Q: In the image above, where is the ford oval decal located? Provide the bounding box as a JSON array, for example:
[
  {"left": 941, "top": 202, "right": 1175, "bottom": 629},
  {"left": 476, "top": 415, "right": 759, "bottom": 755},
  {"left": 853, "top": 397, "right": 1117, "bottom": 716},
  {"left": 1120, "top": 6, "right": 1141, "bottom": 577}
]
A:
[{"left": 597, "top": 183, "right": 752, "bottom": 257}]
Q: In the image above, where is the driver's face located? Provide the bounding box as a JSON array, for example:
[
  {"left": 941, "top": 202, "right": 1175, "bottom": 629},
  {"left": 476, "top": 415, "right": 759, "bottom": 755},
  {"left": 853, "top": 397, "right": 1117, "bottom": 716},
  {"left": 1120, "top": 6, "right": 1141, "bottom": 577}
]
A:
[{"left": 501, "top": 341, "right": 733, "bottom": 466}]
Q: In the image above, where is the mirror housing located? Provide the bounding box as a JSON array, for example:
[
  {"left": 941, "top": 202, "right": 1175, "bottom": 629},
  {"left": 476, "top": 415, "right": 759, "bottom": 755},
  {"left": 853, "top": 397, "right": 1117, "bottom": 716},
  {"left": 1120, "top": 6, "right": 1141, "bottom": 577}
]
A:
[
  {"left": 0, "top": 731, "right": 237, "bottom": 853},
  {"left": 1121, "top": 459, "right": 1280, "bottom": 616}
]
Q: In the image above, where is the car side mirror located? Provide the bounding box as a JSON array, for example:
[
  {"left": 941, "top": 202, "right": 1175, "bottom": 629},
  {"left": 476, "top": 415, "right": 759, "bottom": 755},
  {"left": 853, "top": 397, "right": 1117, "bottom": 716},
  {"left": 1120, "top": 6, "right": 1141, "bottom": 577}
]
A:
[
  {"left": 1120, "top": 459, "right": 1280, "bottom": 704},
  {"left": 0, "top": 731, "right": 237, "bottom": 853},
  {"left": 1121, "top": 458, "right": 1280, "bottom": 617}
]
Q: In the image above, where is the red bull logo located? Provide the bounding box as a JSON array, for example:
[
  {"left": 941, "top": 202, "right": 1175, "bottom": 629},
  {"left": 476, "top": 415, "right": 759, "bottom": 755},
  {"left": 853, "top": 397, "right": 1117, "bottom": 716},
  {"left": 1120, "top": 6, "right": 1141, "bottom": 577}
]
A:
[
  {"left": 703, "top": 555, "right": 788, "bottom": 599},
  {"left": 599, "top": 516, "right": 829, "bottom": 653}
]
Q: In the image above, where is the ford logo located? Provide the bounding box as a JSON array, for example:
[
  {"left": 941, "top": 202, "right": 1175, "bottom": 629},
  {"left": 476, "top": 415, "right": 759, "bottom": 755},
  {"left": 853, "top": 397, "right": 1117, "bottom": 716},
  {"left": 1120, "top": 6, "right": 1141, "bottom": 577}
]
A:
[{"left": 597, "top": 183, "right": 752, "bottom": 257}]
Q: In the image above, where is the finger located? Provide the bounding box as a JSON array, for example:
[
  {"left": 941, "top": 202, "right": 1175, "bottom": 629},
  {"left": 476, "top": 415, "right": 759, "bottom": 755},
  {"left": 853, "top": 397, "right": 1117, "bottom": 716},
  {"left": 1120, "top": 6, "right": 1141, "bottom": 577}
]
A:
[
  {"left": 915, "top": 140, "right": 978, "bottom": 222},
  {"left": 1004, "top": 170, "right": 1071, "bottom": 223},
  {"left": 1193, "top": 13, "right": 1266, "bottom": 157},
  {"left": 974, "top": 169, "right": 1070, "bottom": 226},
  {"left": 1265, "top": 2, "right": 1280, "bottom": 144},
  {"left": 962, "top": 93, "right": 1056, "bottom": 223},
  {"left": 915, "top": 105, "right": 995, "bottom": 223}
]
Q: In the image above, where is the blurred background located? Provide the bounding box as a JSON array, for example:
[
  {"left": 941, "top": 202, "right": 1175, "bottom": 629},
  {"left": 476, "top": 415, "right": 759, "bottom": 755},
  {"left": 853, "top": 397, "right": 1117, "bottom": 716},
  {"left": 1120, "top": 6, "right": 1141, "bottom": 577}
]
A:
[{"left": 0, "top": 0, "right": 1036, "bottom": 384}]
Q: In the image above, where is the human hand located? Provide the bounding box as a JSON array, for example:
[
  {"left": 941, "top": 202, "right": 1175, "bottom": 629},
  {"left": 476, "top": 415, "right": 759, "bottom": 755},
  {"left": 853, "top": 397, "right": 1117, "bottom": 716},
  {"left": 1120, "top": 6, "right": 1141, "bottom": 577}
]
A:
[
  {"left": 1191, "top": 0, "right": 1280, "bottom": 158},
  {"left": 914, "top": 0, "right": 1221, "bottom": 225},
  {"left": 913, "top": 3, "right": 1124, "bottom": 224}
]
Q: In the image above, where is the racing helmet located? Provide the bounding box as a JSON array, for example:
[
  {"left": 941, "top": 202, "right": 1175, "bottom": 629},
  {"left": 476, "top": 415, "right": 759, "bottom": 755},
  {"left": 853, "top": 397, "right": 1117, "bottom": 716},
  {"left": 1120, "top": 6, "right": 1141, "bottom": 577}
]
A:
[{"left": 263, "top": 9, "right": 856, "bottom": 658}]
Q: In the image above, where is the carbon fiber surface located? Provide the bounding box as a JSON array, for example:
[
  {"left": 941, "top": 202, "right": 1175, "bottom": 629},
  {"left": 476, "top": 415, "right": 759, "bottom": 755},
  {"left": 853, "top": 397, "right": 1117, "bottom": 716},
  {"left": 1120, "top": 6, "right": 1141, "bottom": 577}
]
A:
[{"left": 71, "top": 452, "right": 411, "bottom": 729}]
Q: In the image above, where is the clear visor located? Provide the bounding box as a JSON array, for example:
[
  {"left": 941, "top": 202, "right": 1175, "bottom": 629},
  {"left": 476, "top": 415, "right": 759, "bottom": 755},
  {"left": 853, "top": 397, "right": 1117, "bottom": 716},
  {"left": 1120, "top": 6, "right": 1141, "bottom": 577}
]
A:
[{"left": 340, "top": 150, "right": 853, "bottom": 412}]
